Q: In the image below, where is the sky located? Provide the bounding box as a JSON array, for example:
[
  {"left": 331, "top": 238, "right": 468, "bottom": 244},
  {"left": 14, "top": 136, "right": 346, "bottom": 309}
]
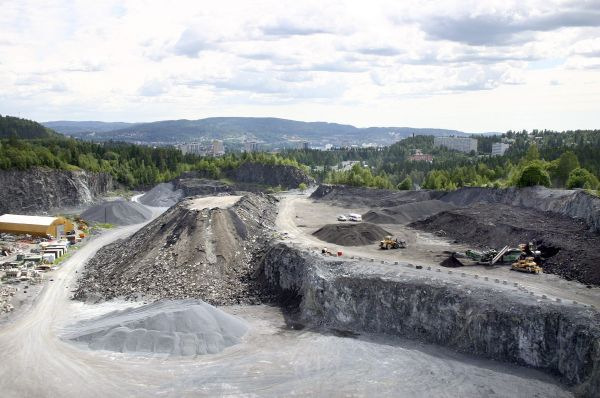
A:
[{"left": 0, "top": 0, "right": 599, "bottom": 133}]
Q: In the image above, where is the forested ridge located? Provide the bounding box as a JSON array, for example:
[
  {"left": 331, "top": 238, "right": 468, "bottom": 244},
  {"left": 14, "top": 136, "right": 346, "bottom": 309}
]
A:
[{"left": 0, "top": 116, "right": 307, "bottom": 189}]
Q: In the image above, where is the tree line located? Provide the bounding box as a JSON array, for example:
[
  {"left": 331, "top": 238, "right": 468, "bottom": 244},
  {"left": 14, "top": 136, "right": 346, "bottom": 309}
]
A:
[{"left": 284, "top": 130, "right": 600, "bottom": 192}]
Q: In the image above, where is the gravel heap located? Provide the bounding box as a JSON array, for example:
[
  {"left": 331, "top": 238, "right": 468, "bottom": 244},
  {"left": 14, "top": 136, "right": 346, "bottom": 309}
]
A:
[
  {"left": 62, "top": 300, "right": 248, "bottom": 356},
  {"left": 312, "top": 223, "right": 391, "bottom": 246},
  {"left": 410, "top": 203, "right": 600, "bottom": 285},
  {"left": 139, "top": 183, "right": 183, "bottom": 208},
  {"left": 75, "top": 193, "right": 278, "bottom": 305},
  {"left": 363, "top": 200, "right": 456, "bottom": 224},
  {"left": 80, "top": 199, "right": 152, "bottom": 225}
]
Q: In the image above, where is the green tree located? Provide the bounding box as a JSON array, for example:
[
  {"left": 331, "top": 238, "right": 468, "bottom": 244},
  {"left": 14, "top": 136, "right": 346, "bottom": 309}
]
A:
[
  {"left": 554, "top": 151, "right": 580, "bottom": 186},
  {"left": 397, "top": 177, "right": 412, "bottom": 190},
  {"left": 524, "top": 144, "right": 540, "bottom": 161},
  {"left": 298, "top": 182, "right": 307, "bottom": 191},
  {"left": 516, "top": 162, "right": 551, "bottom": 187},
  {"left": 566, "top": 168, "right": 599, "bottom": 189}
]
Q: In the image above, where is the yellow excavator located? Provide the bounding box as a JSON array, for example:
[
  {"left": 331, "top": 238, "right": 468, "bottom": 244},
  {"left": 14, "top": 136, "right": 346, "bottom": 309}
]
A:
[{"left": 379, "top": 236, "right": 406, "bottom": 250}]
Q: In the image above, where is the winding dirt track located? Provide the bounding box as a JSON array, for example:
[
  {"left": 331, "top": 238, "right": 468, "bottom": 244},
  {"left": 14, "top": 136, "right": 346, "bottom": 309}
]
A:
[{"left": 0, "top": 194, "right": 573, "bottom": 397}]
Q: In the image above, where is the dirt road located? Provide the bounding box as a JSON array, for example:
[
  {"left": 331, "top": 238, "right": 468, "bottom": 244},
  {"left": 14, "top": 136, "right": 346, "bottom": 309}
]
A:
[{"left": 275, "top": 193, "right": 600, "bottom": 308}]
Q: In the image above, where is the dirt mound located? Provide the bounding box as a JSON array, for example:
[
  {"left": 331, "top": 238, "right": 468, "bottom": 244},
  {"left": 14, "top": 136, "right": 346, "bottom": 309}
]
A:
[
  {"left": 311, "top": 184, "right": 442, "bottom": 207},
  {"left": 410, "top": 203, "right": 600, "bottom": 285},
  {"left": 139, "top": 183, "right": 183, "bottom": 207},
  {"left": 75, "top": 193, "right": 278, "bottom": 305},
  {"left": 62, "top": 300, "right": 247, "bottom": 356},
  {"left": 363, "top": 200, "right": 456, "bottom": 224},
  {"left": 312, "top": 223, "right": 391, "bottom": 246},
  {"left": 440, "top": 255, "right": 464, "bottom": 268},
  {"left": 80, "top": 199, "right": 152, "bottom": 225}
]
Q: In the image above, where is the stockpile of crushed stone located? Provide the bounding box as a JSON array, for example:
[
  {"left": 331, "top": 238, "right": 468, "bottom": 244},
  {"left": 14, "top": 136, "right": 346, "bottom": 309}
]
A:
[
  {"left": 80, "top": 199, "right": 152, "bottom": 225},
  {"left": 313, "top": 223, "right": 391, "bottom": 246},
  {"left": 62, "top": 300, "right": 248, "bottom": 356},
  {"left": 311, "top": 184, "right": 441, "bottom": 207},
  {"left": 139, "top": 183, "right": 183, "bottom": 207},
  {"left": 75, "top": 193, "right": 278, "bottom": 305},
  {"left": 363, "top": 200, "right": 456, "bottom": 224},
  {"left": 410, "top": 203, "right": 600, "bottom": 285}
]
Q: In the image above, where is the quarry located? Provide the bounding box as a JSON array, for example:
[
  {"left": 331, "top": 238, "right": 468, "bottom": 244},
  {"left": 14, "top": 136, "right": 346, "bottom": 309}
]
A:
[{"left": 1, "top": 182, "right": 599, "bottom": 397}]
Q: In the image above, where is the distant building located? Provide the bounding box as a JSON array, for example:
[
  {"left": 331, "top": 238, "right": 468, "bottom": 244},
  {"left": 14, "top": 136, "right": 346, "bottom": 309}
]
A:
[
  {"left": 408, "top": 149, "right": 433, "bottom": 162},
  {"left": 491, "top": 142, "right": 510, "bottom": 156},
  {"left": 243, "top": 141, "right": 260, "bottom": 153},
  {"left": 434, "top": 136, "right": 477, "bottom": 153},
  {"left": 180, "top": 142, "right": 207, "bottom": 156},
  {"left": 212, "top": 140, "right": 225, "bottom": 157},
  {"left": 302, "top": 141, "right": 310, "bottom": 150}
]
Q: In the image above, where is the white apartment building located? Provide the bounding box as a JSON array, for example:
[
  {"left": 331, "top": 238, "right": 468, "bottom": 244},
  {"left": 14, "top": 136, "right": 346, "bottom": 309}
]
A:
[{"left": 491, "top": 142, "right": 510, "bottom": 156}]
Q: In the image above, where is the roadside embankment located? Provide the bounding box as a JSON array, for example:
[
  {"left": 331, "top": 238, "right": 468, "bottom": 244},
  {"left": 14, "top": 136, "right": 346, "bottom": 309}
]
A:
[
  {"left": 0, "top": 167, "right": 113, "bottom": 214},
  {"left": 261, "top": 243, "right": 600, "bottom": 397}
]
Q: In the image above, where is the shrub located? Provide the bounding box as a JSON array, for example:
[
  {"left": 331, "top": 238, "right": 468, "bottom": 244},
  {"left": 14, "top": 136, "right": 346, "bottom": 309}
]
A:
[{"left": 516, "top": 163, "right": 551, "bottom": 187}]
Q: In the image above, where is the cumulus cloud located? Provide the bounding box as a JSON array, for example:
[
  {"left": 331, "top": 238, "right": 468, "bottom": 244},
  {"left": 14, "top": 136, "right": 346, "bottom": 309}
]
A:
[
  {"left": 0, "top": 0, "right": 598, "bottom": 131},
  {"left": 421, "top": 6, "right": 600, "bottom": 46}
]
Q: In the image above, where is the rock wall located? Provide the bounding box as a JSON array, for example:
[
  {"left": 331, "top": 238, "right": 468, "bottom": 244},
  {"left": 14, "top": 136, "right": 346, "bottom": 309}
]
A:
[
  {"left": 0, "top": 167, "right": 113, "bottom": 214},
  {"left": 261, "top": 243, "right": 600, "bottom": 397},
  {"left": 225, "top": 162, "right": 313, "bottom": 189}
]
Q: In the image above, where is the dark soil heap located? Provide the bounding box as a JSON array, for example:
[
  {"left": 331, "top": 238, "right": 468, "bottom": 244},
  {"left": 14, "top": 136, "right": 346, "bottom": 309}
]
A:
[
  {"left": 312, "top": 223, "right": 391, "bottom": 246},
  {"left": 74, "top": 193, "right": 278, "bottom": 305},
  {"left": 363, "top": 200, "right": 456, "bottom": 224},
  {"left": 410, "top": 203, "right": 600, "bottom": 285}
]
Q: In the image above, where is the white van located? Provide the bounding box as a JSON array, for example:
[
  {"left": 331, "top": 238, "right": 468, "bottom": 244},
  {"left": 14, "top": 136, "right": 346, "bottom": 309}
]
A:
[{"left": 348, "top": 213, "right": 362, "bottom": 222}]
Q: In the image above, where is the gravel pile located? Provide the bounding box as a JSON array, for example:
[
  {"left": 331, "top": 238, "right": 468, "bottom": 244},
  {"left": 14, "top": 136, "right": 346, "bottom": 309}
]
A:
[
  {"left": 81, "top": 199, "right": 152, "bottom": 225},
  {"left": 312, "top": 223, "right": 391, "bottom": 246},
  {"left": 411, "top": 203, "right": 600, "bottom": 285},
  {"left": 75, "top": 193, "right": 278, "bottom": 305},
  {"left": 62, "top": 300, "right": 248, "bottom": 356},
  {"left": 363, "top": 200, "right": 456, "bottom": 224},
  {"left": 139, "top": 183, "right": 183, "bottom": 208}
]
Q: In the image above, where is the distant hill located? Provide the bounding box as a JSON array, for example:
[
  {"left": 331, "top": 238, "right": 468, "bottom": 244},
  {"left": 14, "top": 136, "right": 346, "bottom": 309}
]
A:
[
  {"left": 43, "top": 117, "right": 468, "bottom": 146},
  {"left": 1, "top": 115, "right": 60, "bottom": 139},
  {"left": 42, "top": 121, "right": 136, "bottom": 135}
]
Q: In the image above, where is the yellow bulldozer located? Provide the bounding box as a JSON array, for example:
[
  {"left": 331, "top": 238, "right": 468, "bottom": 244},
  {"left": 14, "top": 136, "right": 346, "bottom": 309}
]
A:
[
  {"left": 379, "top": 236, "right": 406, "bottom": 250},
  {"left": 511, "top": 257, "right": 543, "bottom": 274}
]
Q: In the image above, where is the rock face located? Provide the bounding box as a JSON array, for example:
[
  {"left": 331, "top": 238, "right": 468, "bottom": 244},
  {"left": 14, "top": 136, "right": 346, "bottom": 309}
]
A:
[
  {"left": 75, "top": 193, "right": 278, "bottom": 305},
  {"left": 261, "top": 243, "right": 600, "bottom": 397},
  {"left": 0, "top": 167, "right": 113, "bottom": 214},
  {"left": 174, "top": 177, "right": 234, "bottom": 197},
  {"left": 225, "top": 162, "right": 313, "bottom": 189}
]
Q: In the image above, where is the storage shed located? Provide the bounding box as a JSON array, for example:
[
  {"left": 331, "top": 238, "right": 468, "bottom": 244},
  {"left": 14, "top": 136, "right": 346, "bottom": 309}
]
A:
[{"left": 0, "top": 214, "right": 74, "bottom": 238}]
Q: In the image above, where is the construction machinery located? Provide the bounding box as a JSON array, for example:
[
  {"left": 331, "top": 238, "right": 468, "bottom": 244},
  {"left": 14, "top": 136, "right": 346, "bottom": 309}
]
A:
[
  {"left": 511, "top": 257, "right": 543, "bottom": 274},
  {"left": 379, "top": 236, "right": 406, "bottom": 250}
]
